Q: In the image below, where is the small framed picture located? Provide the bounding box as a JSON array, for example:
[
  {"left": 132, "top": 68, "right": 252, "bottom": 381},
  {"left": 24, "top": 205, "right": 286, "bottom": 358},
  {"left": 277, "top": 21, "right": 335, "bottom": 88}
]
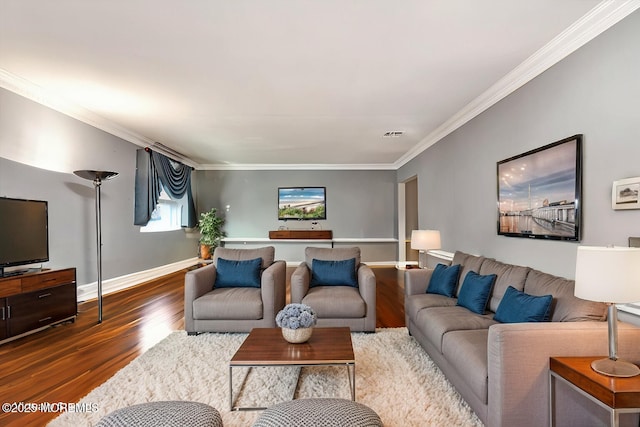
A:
[{"left": 612, "top": 177, "right": 640, "bottom": 210}]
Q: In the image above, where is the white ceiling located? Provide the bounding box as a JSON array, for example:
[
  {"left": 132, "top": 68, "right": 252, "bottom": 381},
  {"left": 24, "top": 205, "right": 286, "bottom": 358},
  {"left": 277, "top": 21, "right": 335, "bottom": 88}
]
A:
[{"left": 1, "top": 1, "right": 637, "bottom": 170}]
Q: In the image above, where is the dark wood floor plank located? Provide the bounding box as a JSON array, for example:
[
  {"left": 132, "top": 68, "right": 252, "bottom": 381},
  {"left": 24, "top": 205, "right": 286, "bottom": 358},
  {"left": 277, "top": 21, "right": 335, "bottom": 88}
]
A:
[{"left": 0, "top": 266, "right": 405, "bottom": 426}]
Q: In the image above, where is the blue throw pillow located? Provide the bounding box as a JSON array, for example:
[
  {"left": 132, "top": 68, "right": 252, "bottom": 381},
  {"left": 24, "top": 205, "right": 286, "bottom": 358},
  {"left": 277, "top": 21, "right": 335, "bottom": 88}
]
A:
[
  {"left": 426, "top": 263, "right": 461, "bottom": 297},
  {"left": 215, "top": 257, "right": 262, "bottom": 288},
  {"left": 310, "top": 258, "right": 358, "bottom": 287},
  {"left": 494, "top": 286, "right": 553, "bottom": 323},
  {"left": 456, "top": 271, "right": 496, "bottom": 314}
]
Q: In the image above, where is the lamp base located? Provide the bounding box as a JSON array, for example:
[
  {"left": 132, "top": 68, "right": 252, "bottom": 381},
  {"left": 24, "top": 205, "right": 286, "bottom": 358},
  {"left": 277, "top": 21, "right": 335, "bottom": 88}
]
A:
[{"left": 591, "top": 358, "right": 640, "bottom": 377}]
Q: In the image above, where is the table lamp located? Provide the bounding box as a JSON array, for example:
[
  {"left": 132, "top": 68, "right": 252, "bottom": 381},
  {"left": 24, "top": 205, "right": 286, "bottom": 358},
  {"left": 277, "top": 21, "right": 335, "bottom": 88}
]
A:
[
  {"left": 411, "top": 230, "right": 441, "bottom": 268},
  {"left": 574, "top": 246, "right": 640, "bottom": 377}
]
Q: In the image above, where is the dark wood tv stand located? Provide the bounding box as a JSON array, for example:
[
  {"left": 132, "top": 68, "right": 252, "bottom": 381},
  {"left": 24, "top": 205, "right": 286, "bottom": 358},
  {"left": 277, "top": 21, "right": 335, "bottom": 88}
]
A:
[
  {"left": 0, "top": 268, "right": 77, "bottom": 344},
  {"left": 269, "top": 230, "right": 333, "bottom": 240}
]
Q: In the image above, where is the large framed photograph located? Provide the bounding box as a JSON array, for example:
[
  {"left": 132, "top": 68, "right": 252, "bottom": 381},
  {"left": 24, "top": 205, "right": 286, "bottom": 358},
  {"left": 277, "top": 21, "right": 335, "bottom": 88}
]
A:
[
  {"left": 497, "top": 134, "right": 582, "bottom": 241},
  {"left": 612, "top": 177, "right": 640, "bottom": 210},
  {"left": 278, "top": 187, "right": 327, "bottom": 220}
]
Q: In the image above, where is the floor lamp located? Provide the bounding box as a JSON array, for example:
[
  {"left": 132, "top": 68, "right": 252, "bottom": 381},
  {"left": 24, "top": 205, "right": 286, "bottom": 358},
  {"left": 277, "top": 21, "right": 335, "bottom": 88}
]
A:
[{"left": 74, "top": 170, "right": 118, "bottom": 323}]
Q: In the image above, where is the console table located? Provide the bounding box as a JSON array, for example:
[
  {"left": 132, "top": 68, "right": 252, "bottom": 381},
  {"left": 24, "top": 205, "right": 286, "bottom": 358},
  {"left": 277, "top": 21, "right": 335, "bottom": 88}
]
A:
[
  {"left": 549, "top": 356, "right": 640, "bottom": 426},
  {"left": 268, "top": 230, "right": 333, "bottom": 239},
  {"left": 0, "top": 268, "right": 77, "bottom": 343}
]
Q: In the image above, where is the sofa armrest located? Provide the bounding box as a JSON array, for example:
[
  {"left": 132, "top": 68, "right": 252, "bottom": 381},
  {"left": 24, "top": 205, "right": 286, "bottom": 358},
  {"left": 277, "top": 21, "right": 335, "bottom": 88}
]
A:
[
  {"left": 290, "top": 262, "right": 310, "bottom": 303},
  {"left": 184, "top": 263, "right": 216, "bottom": 332},
  {"left": 260, "top": 260, "right": 287, "bottom": 322},
  {"left": 487, "top": 321, "right": 640, "bottom": 427},
  {"left": 404, "top": 268, "right": 433, "bottom": 296}
]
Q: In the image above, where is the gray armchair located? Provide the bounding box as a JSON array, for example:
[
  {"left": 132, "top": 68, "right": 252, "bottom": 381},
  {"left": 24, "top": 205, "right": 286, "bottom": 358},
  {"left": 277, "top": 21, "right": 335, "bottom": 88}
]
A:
[
  {"left": 291, "top": 247, "right": 376, "bottom": 332},
  {"left": 185, "top": 246, "right": 286, "bottom": 334}
]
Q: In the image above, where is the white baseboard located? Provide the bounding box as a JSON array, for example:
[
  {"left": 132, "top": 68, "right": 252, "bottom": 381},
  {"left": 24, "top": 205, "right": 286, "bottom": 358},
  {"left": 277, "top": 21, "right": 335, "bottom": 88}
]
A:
[
  {"left": 77, "top": 257, "right": 200, "bottom": 302},
  {"left": 77, "top": 257, "right": 434, "bottom": 302}
]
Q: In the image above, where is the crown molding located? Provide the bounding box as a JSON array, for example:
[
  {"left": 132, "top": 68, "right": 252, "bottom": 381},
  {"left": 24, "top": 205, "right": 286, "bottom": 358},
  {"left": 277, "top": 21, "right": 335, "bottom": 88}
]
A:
[
  {"left": 0, "top": 69, "right": 154, "bottom": 147},
  {"left": 393, "top": 0, "right": 640, "bottom": 169},
  {"left": 198, "top": 162, "right": 396, "bottom": 171},
  {"left": 0, "top": 69, "right": 199, "bottom": 169},
  {"left": 0, "top": 71, "right": 384, "bottom": 171}
]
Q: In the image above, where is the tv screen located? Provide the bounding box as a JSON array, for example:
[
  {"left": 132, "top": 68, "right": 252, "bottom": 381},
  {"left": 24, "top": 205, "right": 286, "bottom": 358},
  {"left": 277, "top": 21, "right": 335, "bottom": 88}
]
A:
[
  {"left": 0, "top": 197, "right": 49, "bottom": 273},
  {"left": 278, "top": 187, "right": 326, "bottom": 220},
  {"left": 497, "top": 134, "right": 582, "bottom": 241}
]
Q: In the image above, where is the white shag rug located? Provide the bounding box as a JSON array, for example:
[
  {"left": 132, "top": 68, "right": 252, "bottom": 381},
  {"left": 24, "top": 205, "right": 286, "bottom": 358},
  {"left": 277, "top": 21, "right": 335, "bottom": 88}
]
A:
[{"left": 48, "top": 328, "right": 483, "bottom": 427}]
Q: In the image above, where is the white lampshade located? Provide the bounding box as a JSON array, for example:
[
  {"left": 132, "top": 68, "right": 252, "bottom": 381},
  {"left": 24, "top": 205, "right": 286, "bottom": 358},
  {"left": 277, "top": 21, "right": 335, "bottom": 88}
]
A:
[
  {"left": 575, "top": 246, "right": 640, "bottom": 303},
  {"left": 411, "top": 230, "right": 441, "bottom": 251}
]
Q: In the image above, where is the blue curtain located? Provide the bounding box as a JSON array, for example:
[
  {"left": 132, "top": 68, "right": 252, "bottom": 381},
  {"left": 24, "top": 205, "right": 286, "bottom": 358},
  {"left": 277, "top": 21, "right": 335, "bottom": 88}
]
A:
[{"left": 134, "top": 148, "right": 196, "bottom": 227}]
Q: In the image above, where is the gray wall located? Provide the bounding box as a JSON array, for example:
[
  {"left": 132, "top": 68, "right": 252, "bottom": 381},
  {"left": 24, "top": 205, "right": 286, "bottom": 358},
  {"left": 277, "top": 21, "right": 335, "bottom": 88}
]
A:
[
  {"left": 0, "top": 89, "right": 197, "bottom": 285},
  {"left": 195, "top": 169, "right": 396, "bottom": 238},
  {"left": 398, "top": 10, "right": 640, "bottom": 279},
  {"left": 195, "top": 169, "right": 397, "bottom": 261}
]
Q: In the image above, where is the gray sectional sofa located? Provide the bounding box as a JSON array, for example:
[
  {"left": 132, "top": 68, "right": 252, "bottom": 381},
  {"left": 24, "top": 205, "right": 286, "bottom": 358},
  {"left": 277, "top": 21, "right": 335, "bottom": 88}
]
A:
[{"left": 405, "top": 251, "right": 640, "bottom": 427}]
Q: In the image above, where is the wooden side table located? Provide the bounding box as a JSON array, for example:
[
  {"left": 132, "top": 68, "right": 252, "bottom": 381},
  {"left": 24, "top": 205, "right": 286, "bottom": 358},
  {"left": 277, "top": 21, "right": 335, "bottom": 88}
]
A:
[{"left": 549, "top": 357, "right": 640, "bottom": 426}]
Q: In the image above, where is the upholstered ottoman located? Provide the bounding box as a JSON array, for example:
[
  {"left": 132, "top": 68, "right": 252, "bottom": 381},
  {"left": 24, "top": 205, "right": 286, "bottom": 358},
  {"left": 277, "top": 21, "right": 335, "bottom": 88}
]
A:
[
  {"left": 96, "top": 401, "right": 222, "bottom": 427},
  {"left": 253, "top": 398, "right": 382, "bottom": 427}
]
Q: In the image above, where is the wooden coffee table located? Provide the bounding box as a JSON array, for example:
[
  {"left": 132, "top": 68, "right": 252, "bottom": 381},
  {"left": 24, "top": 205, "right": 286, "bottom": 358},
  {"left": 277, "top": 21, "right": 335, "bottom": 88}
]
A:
[{"left": 229, "top": 327, "right": 355, "bottom": 411}]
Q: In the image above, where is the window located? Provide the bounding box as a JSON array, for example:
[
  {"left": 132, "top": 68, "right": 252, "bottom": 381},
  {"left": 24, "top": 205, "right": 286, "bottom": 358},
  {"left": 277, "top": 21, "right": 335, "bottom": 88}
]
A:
[{"left": 140, "top": 188, "right": 182, "bottom": 233}]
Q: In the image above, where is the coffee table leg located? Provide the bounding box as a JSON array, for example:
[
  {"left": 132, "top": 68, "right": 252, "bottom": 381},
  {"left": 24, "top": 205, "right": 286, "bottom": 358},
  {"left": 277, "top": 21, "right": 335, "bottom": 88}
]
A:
[
  {"left": 230, "top": 365, "right": 254, "bottom": 411},
  {"left": 293, "top": 366, "right": 302, "bottom": 401},
  {"left": 229, "top": 366, "right": 233, "bottom": 410},
  {"left": 347, "top": 363, "right": 356, "bottom": 401}
]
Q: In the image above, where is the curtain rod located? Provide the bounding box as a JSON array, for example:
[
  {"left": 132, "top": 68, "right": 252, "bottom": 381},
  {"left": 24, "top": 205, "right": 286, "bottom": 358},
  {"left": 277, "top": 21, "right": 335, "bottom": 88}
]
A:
[{"left": 144, "top": 143, "right": 197, "bottom": 169}]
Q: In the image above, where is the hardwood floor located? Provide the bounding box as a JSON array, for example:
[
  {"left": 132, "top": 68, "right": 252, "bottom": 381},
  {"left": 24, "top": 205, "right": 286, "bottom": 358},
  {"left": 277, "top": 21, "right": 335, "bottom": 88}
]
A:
[{"left": 0, "top": 266, "right": 405, "bottom": 426}]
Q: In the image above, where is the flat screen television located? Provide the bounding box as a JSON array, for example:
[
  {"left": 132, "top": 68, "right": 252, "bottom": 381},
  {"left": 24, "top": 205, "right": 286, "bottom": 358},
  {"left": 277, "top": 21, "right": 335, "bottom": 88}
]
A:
[
  {"left": 278, "top": 187, "right": 326, "bottom": 220},
  {"left": 0, "top": 197, "right": 49, "bottom": 276},
  {"left": 497, "top": 134, "right": 582, "bottom": 241}
]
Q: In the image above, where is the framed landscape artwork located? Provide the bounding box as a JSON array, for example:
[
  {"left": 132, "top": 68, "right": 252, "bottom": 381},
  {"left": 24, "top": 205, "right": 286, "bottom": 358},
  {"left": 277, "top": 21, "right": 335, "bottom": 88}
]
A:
[
  {"left": 497, "top": 134, "right": 582, "bottom": 241},
  {"left": 278, "top": 187, "right": 327, "bottom": 220},
  {"left": 612, "top": 177, "right": 640, "bottom": 210}
]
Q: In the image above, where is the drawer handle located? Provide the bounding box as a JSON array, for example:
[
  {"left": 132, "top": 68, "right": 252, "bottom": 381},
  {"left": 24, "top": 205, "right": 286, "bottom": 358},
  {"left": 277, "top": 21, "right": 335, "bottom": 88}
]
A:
[
  {"left": 38, "top": 293, "right": 52, "bottom": 299},
  {"left": 39, "top": 316, "right": 53, "bottom": 323}
]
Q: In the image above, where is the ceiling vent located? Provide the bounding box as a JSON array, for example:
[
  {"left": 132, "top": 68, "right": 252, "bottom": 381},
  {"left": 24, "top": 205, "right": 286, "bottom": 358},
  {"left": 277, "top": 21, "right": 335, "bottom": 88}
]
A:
[{"left": 383, "top": 131, "right": 403, "bottom": 138}]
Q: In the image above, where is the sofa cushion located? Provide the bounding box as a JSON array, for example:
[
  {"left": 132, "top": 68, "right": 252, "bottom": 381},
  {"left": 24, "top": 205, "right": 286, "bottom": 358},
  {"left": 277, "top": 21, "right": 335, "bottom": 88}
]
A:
[
  {"left": 215, "top": 257, "right": 262, "bottom": 288},
  {"left": 415, "top": 306, "right": 497, "bottom": 353},
  {"left": 302, "top": 285, "right": 366, "bottom": 318},
  {"left": 479, "top": 259, "right": 530, "bottom": 313},
  {"left": 442, "top": 329, "right": 489, "bottom": 404},
  {"left": 452, "top": 251, "right": 486, "bottom": 296},
  {"left": 213, "top": 246, "right": 275, "bottom": 269},
  {"left": 524, "top": 269, "right": 607, "bottom": 322},
  {"left": 494, "top": 286, "right": 553, "bottom": 323},
  {"left": 426, "top": 263, "right": 461, "bottom": 297},
  {"left": 451, "top": 250, "right": 470, "bottom": 266},
  {"left": 193, "top": 287, "right": 263, "bottom": 320},
  {"left": 310, "top": 258, "right": 358, "bottom": 287},
  {"left": 405, "top": 293, "right": 457, "bottom": 320},
  {"left": 457, "top": 271, "right": 496, "bottom": 314}
]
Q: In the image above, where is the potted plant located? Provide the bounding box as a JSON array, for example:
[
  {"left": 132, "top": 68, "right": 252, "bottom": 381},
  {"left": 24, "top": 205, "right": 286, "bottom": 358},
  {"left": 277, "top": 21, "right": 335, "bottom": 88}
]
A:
[
  {"left": 276, "top": 303, "right": 317, "bottom": 343},
  {"left": 198, "top": 208, "right": 226, "bottom": 259}
]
